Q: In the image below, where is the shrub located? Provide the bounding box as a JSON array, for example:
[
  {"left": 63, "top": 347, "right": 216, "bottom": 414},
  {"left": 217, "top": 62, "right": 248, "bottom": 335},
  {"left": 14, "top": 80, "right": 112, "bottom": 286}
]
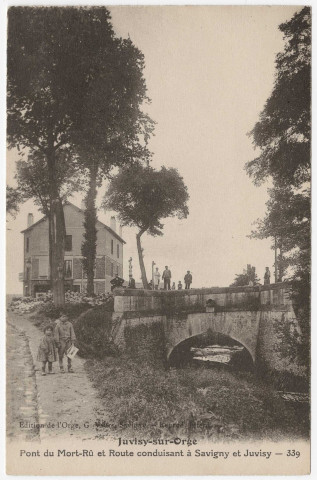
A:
[
  {"left": 72, "top": 304, "right": 117, "bottom": 358},
  {"left": 38, "top": 302, "right": 92, "bottom": 319}
]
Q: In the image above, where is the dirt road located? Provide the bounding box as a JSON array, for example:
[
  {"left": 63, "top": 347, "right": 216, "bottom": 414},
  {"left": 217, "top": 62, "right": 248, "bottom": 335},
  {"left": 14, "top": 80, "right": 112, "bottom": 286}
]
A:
[{"left": 7, "top": 311, "right": 104, "bottom": 442}]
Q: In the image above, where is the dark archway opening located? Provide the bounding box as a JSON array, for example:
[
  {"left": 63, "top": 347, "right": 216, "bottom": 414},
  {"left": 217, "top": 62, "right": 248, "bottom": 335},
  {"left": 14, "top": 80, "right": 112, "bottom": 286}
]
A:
[{"left": 168, "top": 329, "right": 254, "bottom": 371}]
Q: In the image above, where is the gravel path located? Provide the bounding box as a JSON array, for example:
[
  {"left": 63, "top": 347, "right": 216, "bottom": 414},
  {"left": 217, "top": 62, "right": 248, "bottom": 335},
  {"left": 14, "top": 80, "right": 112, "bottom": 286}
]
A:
[
  {"left": 7, "top": 311, "right": 104, "bottom": 442},
  {"left": 6, "top": 322, "right": 40, "bottom": 442}
]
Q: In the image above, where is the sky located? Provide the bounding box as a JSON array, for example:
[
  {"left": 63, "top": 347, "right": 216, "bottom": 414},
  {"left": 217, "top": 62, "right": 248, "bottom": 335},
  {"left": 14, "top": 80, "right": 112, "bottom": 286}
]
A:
[{"left": 6, "top": 5, "right": 301, "bottom": 294}]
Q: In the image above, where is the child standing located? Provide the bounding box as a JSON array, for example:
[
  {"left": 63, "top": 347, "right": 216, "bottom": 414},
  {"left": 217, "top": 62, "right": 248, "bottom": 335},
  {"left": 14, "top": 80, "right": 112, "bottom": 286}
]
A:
[
  {"left": 37, "top": 325, "right": 57, "bottom": 375},
  {"left": 54, "top": 314, "right": 77, "bottom": 373}
]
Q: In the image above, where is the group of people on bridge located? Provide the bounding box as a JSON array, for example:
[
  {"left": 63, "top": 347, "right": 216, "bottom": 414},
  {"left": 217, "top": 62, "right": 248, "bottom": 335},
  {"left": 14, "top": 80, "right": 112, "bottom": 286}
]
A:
[
  {"left": 111, "top": 264, "right": 274, "bottom": 292},
  {"left": 150, "top": 266, "right": 193, "bottom": 291},
  {"left": 110, "top": 267, "right": 193, "bottom": 291}
]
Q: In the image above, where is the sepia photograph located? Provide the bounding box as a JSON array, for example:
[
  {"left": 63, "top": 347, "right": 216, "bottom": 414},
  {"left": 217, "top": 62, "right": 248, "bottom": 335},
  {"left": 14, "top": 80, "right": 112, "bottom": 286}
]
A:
[{"left": 5, "top": 4, "right": 311, "bottom": 475}]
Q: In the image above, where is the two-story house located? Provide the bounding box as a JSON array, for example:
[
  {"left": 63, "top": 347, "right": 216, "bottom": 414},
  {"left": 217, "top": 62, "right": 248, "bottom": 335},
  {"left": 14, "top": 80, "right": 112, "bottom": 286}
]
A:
[{"left": 21, "top": 202, "right": 125, "bottom": 296}]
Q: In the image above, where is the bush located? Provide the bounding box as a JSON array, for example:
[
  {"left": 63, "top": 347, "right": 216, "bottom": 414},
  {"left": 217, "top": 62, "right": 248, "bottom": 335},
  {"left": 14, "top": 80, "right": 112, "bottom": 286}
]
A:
[
  {"left": 72, "top": 304, "right": 117, "bottom": 358},
  {"left": 38, "top": 302, "right": 92, "bottom": 320},
  {"left": 29, "top": 302, "right": 92, "bottom": 331},
  {"left": 124, "top": 322, "right": 166, "bottom": 366}
]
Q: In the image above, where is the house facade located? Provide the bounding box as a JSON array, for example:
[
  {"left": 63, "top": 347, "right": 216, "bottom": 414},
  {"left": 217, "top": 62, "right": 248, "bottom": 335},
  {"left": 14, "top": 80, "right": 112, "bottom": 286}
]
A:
[{"left": 21, "top": 202, "right": 125, "bottom": 296}]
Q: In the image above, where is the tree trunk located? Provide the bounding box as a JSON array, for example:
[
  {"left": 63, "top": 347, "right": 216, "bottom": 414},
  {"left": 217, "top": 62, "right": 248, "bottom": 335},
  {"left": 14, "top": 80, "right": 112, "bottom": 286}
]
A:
[
  {"left": 279, "top": 243, "right": 284, "bottom": 282},
  {"left": 48, "top": 213, "right": 53, "bottom": 288},
  {"left": 136, "top": 229, "right": 148, "bottom": 288},
  {"left": 47, "top": 149, "right": 66, "bottom": 306},
  {"left": 81, "top": 163, "right": 98, "bottom": 296},
  {"left": 274, "top": 235, "right": 278, "bottom": 283}
]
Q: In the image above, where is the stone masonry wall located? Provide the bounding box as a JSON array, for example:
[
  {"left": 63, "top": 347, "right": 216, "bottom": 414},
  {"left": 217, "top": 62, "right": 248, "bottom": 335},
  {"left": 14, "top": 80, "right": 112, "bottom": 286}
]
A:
[{"left": 112, "top": 283, "right": 302, "bottom": 376}]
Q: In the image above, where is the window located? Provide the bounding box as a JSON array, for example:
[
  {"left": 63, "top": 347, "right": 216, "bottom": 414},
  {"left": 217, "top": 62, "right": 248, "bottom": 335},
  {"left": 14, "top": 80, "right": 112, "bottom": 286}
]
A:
[
  {"left": 111, "top": 263, "right": 114, "bottom": 277},
  {"left": 65, "top": 235, "right": 72, "bottom": 252},
  {"left": 39, "top": 258, "right": 48, "bottom": 277},
  {"left": 26, "top": 237, "right": 30, "bottom": 253},
  {"left": 117, "top": 244, "right": 119, "bottom": 258},
  {"left": 64, "top": 260, "right": 72, "bottom": 278},
  {"left": 111, "top": 239, "right": 114, "bottom": 255},
  {"left": 40, "top": 234, "right": 48, "bottom": 252},
  {"left": 116, "top": 264, "right": 119, "bottom": 275}
]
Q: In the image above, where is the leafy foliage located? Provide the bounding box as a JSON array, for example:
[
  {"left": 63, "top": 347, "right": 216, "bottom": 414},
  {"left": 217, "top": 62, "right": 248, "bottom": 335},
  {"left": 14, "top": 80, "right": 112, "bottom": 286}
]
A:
[
  {"left": 104, "top": 163, "right": 189, "bottom": 287},
  {"left": 231, "top": 265, "right": 260, "bottom": 287},
  {"left": 249, "top": 186, "right": 310, "bottom": 281},
  {"left": 8, "top": 7, "right": 113, "bottom": 155},
  {"left": 104, "top": 163, "right": 189, "bottom": 236},
  {"left": 246, "top": 7, "right": 311, "bottom": 188},
  {"left": 6, "top": 186, "right": 23, "bottom": 217},
  {"left": 15, "top": 152, "right": 83, "bottom": 215}
]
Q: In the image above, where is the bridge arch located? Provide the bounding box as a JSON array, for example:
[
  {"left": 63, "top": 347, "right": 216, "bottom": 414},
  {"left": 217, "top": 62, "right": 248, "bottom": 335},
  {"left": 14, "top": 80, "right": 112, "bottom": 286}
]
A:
[
  {"left": 167, "top": 329, "right": 255, "bottom": 368},
  {"left": 163, "top": 311, "right": 261, "bottom": 364}
]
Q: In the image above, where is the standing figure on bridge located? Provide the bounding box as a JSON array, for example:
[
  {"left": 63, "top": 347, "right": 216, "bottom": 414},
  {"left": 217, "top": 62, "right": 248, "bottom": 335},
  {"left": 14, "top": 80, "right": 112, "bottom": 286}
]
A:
[
  {"left": 184, "top": 270, "right": 192, "bottom": 289},
  {"left": 178, "top": 281, "right": 183, "bottom": 290},
  {"left": 154, "top": 267, "right": 161, "bottom": 290},
  {"left": 162, "top": 266, "right": 172, "bottom": 290},
  {"left": 264, "top": 267, "right": 271, "bottom": 285}
]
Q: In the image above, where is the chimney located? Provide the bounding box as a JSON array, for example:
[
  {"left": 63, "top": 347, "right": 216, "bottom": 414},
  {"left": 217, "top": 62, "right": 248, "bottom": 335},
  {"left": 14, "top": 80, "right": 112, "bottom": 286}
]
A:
[
  {"left": 81, "top": 199, "right": 86, "bottom": 210},
  {"left": 27, "top": 213, "right": 34, "bottom": 228},
  {"left": 110, "top": 216, "right": 116, "bottom": 232},
  {"left": 119, "top": 225, "right": 123, "bottom": 237}
]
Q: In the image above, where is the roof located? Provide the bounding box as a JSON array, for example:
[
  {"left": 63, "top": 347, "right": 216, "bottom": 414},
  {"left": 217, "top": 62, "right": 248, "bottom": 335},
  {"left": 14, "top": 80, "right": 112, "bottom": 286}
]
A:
[{"left": 21, "top": 201, "right": 126, "bottom": 244}]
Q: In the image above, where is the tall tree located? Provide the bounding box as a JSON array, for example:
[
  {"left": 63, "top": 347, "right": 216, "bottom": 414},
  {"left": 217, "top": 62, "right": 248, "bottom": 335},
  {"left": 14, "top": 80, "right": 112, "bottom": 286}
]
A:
[
  {"left": 7, "top": 6, "right": 153, "bottom": 304},
  {"left": 77, "top": 38, "right": 154, "bottom": 295},
  {"left": 246, "top": 7, "right": 311, "bottom": 361},
  {"left": 103, "top": 163, "right": 189, "bottom": 288},
  {"left": 81, "top": 166, "right": 98, "bottom": 296}
]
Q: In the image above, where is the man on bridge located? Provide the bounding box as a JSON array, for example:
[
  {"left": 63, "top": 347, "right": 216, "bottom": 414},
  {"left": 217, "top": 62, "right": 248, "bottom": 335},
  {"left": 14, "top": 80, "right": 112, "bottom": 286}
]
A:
[
  {"left": 162, "top": 266, "right": 172, "bottom": 290},
  {"left": 184, "top": 271, "right": 192, "bottom": 289}
]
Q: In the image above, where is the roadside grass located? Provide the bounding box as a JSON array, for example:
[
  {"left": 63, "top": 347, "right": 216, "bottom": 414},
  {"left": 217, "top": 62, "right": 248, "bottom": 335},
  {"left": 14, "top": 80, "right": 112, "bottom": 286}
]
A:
[
  {"left": 87, "top": 353, "right": 309, "bottom": 442},
  {"left": 27, "top": 307, "right": 310, "bottom": 441}
]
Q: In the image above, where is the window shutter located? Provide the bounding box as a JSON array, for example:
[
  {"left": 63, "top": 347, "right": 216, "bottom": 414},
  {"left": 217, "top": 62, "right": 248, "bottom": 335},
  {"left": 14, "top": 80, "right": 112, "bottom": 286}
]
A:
[
  {"left": 65, "top": 235, "right": 72, "bottom": 252},
  {"left": 32, "top": 258, "right": 39, "bottom": 279},
  {"left": 96, "top": 257, "right": 105, "bottom": 278}
]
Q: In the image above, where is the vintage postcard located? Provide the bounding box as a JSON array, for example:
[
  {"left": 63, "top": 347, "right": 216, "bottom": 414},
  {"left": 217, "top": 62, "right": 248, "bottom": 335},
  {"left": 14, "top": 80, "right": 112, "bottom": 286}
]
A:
[{"left": 5, "top": 5, "right": 311, "bottom": 476}]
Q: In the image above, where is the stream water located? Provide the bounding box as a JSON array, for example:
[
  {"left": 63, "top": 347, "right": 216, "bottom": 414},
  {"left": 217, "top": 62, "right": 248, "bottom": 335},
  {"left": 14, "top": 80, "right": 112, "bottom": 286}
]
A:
[{"left": 190, "top": 345, "right": 245, "bottom": 365}]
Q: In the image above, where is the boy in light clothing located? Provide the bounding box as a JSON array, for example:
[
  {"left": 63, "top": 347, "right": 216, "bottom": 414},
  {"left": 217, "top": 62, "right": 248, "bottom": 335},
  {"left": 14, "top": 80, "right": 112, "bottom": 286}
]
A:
[{"left": 54, "top": 314, "right": 77, "bottom": 373}]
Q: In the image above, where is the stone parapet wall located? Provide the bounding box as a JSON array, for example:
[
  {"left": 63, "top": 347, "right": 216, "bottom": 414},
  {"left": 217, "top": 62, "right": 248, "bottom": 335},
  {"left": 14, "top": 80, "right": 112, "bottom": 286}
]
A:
[
  {"left": 114, "top": 283, "right": 292, "bottom": 314},
  {"left": 111, "top": 282, "right": 301, "bottom": 377}
]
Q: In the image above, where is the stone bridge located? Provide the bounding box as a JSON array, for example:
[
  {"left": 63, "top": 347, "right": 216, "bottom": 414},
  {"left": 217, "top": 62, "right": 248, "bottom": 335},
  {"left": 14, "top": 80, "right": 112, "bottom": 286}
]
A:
[{"left": 111, "top": 283, "right": 301, "bottom": 374}]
